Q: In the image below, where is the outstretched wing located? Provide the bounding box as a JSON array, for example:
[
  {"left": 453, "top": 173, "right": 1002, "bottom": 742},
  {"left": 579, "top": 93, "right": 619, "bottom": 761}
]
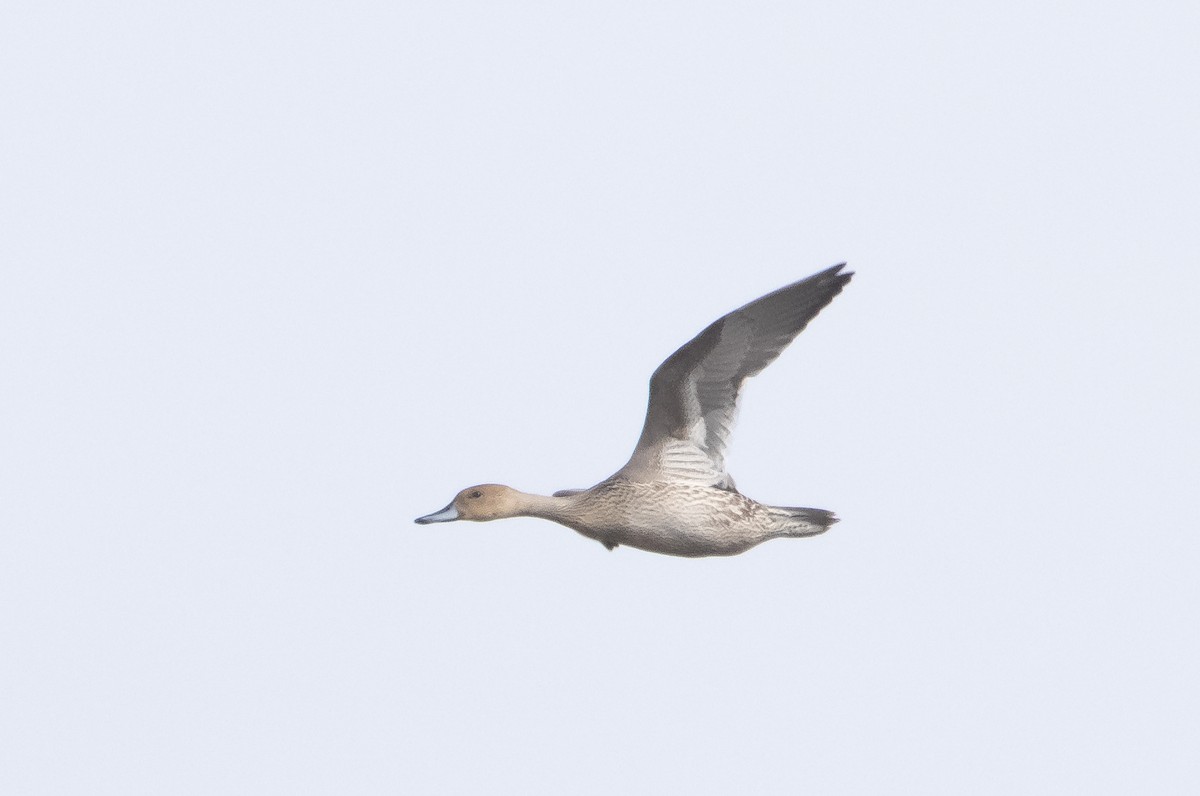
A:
[{"left": 616, "top": 264, "right": 852, "bottom": 487}]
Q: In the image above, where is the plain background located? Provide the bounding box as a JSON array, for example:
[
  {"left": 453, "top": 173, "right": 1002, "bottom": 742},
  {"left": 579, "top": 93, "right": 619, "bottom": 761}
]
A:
[{"left": 3, "top": 1, "right": 1198, "bottom": 793}]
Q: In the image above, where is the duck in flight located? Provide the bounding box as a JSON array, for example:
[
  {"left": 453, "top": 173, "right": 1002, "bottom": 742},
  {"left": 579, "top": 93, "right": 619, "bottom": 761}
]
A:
[{"left": 416, "top": 263, "right": 853, "bottom": 557}]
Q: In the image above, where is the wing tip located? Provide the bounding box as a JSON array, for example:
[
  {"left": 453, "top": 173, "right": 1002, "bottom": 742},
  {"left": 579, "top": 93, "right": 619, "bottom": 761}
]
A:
[{"left": 823, "top": 261, "right": 854, "bottom": 281}]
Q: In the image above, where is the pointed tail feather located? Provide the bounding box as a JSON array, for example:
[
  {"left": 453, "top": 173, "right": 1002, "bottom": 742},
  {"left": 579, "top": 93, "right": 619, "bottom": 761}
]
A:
[{"left": 766, "top": 505, "right": 839, "bottom": 538}]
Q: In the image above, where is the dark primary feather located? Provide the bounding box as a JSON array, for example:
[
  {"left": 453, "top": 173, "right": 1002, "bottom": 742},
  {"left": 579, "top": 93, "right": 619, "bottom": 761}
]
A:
[{"left": 618, "top": 264, "right": 853, "bottom": 485}]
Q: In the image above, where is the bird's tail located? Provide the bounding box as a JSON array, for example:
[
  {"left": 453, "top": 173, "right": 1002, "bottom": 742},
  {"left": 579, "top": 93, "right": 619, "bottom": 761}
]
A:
[{"left": 765, "top": 505, "right": 839, "bottom": 538}]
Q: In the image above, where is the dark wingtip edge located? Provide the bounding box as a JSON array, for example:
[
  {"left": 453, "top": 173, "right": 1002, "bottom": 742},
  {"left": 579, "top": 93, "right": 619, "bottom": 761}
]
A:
[{"left": 827, "top": 261, "right": 854, "bottom": 281}]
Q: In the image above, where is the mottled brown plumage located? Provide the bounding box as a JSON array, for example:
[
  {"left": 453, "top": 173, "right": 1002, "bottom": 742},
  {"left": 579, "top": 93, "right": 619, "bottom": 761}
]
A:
[{"left": 416, "top": 264, "right": 852, "bottom": 557}]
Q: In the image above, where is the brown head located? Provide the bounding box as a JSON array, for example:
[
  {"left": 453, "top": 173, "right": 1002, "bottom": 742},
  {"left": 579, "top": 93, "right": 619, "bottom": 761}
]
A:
[{"left": 414, "top": 484, "right": 524, "bottom": 524}]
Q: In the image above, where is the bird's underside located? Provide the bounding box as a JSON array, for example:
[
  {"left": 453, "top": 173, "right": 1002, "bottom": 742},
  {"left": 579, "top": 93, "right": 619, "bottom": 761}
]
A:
[{"left": 415, "top": 264, "right": 852, "bottom": 557}]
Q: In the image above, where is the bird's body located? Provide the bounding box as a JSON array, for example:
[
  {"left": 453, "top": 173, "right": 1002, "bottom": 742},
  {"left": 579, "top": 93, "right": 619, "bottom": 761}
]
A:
[
  {"left": 546, "top": 480, "right": 835, "bottom": 557},
  {"left": 416, "top": 263, "right": 853, "bottom": 558}
]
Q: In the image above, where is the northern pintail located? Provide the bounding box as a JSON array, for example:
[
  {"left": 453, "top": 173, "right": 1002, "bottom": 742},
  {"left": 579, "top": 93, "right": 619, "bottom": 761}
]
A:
[{"left": 416, "top": 264, "right": 853, "bottom": 557}]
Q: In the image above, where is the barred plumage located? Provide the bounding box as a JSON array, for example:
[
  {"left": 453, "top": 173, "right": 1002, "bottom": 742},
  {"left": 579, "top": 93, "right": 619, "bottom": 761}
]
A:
[{"left": 416, "top": 264, "right": 852, "bottom": 557}]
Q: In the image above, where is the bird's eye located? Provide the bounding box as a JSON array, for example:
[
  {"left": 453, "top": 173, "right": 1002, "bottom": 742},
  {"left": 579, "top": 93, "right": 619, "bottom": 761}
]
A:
[{"left": 469, "top": 490, "right": 482, "bottom": 499}]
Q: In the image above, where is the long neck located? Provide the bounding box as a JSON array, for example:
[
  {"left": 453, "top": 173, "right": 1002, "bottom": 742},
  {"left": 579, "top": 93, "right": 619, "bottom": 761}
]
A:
[{"left": 512, "top": 491, "right": 579, "bottom": 523}]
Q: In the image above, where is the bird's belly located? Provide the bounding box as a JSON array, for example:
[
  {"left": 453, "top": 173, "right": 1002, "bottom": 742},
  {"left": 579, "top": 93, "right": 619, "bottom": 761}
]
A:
[
  {"left": 557, "top": 481, "right": 776, "bottom": 557},
  {"left": 573, "top": 516, "right": 760, "bottom": 558}
]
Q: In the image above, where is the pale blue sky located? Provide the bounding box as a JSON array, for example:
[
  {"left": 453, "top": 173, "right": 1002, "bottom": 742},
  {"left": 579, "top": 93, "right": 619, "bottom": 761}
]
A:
[{"left": 3, "top": 1, "right": 1198, "bottom": 793}]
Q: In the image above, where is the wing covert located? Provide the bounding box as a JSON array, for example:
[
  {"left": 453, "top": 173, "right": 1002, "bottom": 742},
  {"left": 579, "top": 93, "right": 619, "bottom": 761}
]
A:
[{"left": 616, "top": 264, "right": 852, "bottom": 485}]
